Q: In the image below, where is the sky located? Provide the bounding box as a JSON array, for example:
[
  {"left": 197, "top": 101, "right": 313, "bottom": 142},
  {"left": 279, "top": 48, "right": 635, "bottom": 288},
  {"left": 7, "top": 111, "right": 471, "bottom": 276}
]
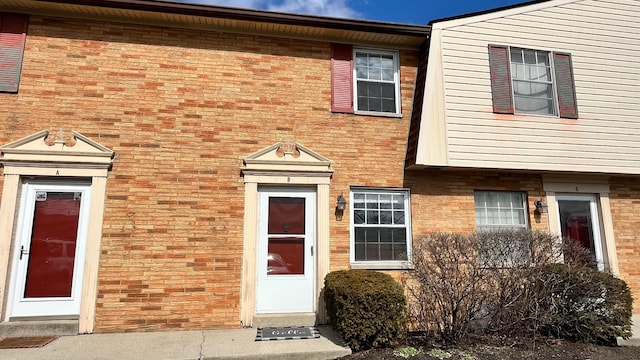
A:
[{"left": 173, "top": 0, "right": 533, "bottom": 24}]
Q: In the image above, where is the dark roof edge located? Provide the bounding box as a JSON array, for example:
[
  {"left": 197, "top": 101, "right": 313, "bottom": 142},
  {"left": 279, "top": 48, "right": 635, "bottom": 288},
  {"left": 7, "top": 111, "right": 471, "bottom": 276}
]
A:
[
  {"left": 428, "top": 0, "right": 549, "bottom": 25},
  {"left": 36, "top": 0, "right": 431, "bottom": 36}
]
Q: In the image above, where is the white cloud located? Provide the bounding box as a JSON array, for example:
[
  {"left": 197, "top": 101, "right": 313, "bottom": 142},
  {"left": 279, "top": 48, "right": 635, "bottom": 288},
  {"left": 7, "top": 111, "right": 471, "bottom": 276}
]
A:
[
  {"left": 173, "top": 0, "right": 361, "bottom": 19},
  {"left": 266, "top": 0, "right": 361, "bottom": 19}
]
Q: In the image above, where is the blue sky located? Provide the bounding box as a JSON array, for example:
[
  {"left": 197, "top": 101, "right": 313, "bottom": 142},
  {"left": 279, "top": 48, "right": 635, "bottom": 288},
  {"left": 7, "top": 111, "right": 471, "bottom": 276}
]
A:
[{"left": 175, "top": 0, "right": 532, "bottom": 24}]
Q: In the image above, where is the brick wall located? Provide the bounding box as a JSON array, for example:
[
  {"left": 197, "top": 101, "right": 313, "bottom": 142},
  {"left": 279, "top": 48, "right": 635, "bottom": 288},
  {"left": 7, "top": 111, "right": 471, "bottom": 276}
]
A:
[
  {"left": 406, "top": 170, "right": 548, "bottom": 236},
  {"left": 610, "top": 177, "right": 640, "bottom": 313},
  {"left": 0, "top": 16, "right": 418, "bottom": 332}
]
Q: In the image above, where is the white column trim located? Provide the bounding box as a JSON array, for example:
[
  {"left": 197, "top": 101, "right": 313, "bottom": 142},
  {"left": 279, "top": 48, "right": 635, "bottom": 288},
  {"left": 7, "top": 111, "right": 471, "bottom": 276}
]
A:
[{"left": 0, "top": 174, "right": 20, "bottom": 321}]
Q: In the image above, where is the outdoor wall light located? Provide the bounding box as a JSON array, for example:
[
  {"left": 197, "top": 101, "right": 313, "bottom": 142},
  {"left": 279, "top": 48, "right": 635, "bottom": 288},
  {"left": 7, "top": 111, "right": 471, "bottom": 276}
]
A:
[
  {"left": 335, "top": 193, "right": 347, "bottom": 221},
  {"left": 534, "top": 200, "right": 548, "bottom": 214}
]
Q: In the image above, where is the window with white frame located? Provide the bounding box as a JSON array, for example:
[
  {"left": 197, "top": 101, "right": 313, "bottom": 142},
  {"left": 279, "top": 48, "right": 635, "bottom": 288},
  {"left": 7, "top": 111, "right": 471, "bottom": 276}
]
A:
[
  {"left": 510, "top": 48, "right": 556, "bottom": 116},
  {"left": 351, "top": 188, "right": 411, "bottom": 266},
  {"left": 354, "top": 49, "right": 400, "bottom": 115},
  {"left": 475, "top": 191, "right": 528, "bottom": 230},
  {"left": 474, "top": 191, "right": 529, "bottom": 266},
  {"left": 488, "top": 44, "right": 578, "bottom": 119}
]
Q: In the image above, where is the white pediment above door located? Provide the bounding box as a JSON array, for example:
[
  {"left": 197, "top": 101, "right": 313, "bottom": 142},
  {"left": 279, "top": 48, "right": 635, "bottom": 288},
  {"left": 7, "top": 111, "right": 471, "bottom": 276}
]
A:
[
  {"left": 242, "top": 141, "right": 333, "bottom": 175},
  {"left": 1, "top": 129, "right": 114, "bottom": 171}
]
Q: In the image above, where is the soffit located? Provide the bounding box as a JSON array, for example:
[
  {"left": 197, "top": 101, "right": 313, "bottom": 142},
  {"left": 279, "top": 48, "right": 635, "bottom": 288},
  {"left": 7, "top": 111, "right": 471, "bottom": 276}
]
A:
[{"left": 0, "top": 0, "right": 430, "bottom": 49}]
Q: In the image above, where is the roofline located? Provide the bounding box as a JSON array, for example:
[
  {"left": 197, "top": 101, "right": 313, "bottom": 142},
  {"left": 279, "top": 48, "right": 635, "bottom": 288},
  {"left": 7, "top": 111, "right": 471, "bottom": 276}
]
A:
[
  {"left": 34, "top": 0, "right": 430, "bottom": 37},
  {"left": 428, "top": 0, "right": 548, "bottom": 24}
]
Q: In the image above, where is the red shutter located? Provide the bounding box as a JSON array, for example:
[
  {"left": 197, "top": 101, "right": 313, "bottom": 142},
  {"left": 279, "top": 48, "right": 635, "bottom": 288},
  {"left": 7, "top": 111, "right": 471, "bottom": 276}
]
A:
[
  {"left": 553, "top": 52, "right": 578, "bottom": 119},
  {"left": 331, "top": 43, "right": 353, "bottom": 113},
  {"left": 0, "top": 13, "right": 29, "bottom": 93},
  {"left": 488, "top": 44, "right": 514, "bottom": 114}
]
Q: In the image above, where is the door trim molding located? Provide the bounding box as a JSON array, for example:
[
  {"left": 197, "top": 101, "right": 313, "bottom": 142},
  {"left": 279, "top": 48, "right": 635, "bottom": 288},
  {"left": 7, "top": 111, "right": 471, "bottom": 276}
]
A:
[{"left": 241, "top": 142, "right": 332, "bottom": 327}]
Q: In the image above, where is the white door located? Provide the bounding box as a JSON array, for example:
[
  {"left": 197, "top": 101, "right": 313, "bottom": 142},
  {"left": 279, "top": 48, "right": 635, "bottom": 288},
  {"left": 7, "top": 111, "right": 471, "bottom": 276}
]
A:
[
  {"left": 9, "top": 182, "right": 91, "bottom": 318},
  {"left": 256, "top": 189, "right": 315, "bottom": 313},
  {"left": 556, "top": 194, "right": 605, "bottom": 271}
]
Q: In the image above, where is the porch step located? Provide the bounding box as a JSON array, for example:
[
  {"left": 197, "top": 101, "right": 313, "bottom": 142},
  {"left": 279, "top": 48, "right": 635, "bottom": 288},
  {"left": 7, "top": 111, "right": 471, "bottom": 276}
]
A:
[
  {"left": 253, "top": 313, "right": 316, "bottom": 327},
  {"left": 0, "top": 320, "right": 78, "bottom": 337}
]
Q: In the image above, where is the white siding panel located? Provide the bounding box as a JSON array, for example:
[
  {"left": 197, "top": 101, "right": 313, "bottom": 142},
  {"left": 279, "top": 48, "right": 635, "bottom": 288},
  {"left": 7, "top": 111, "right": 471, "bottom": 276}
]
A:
[{"left": 424, "top": 0, "right": 640, "bottom": 174}]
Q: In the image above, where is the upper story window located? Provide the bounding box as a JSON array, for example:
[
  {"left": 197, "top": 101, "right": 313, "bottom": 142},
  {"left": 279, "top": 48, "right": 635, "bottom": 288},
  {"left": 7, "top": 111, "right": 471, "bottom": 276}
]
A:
[
  {"left": 330, "top": 44, "right": 401, "bottom": 117},
  {"left": 354, "top": 49, "right": 400, "bottom": 114},
  {"left": 510, "top": 48, "right": 555, "bottom": 115},
  {"left": 489, "top": 44, "right": 578, "bottom": 119},
  {"left": 0, "top": 13, "right": 29, "bottom": 93},
  {"left": 350, "top": 188, "right": 412, "bottom": 269}
]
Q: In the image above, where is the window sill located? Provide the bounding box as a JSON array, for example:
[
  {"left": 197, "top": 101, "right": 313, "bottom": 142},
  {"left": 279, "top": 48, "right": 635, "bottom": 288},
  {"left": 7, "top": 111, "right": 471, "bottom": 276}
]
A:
[
  {"left": 351, "top": 262, "right": 414, "bottom": 270},
  {"left": 354, "top": 110, "right": 403, "bottom": 118}
]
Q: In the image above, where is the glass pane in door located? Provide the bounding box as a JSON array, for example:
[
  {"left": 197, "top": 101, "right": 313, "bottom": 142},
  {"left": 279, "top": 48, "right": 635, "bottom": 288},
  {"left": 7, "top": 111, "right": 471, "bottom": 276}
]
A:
[
  {"left": 558, "top": 199, "right": 597, "bottom": 268},
  {"left": 267, "top": 197, "right": 305, "bottom": 275},
  {"left": 24, "top": 192, "right": 81, "bottom": 298}
]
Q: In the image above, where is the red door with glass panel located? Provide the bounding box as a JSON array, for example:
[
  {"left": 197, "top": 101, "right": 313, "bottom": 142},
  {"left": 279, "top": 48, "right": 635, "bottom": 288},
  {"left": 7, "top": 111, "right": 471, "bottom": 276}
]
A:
[
  {"left": 557, "top": 194, "right": 605, "bottom": 271},
  {"left": 257, "top": 189, "right": 315, "bottom": 313},
  {"left": 10, "top": 183, "right": 90, "bottom": 318}
]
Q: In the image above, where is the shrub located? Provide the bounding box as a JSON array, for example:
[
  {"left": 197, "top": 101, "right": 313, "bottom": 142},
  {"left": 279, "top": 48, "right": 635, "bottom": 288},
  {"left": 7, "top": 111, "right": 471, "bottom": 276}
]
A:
[
  {"left": 404, "top": 232, "right": 490, "bottom": 345},
  {"left": 324, "top": 269, "right": 407, "bottom": 351},
  {"left": 405, "top": 229, "right": 632, "bottom": 346},
  {"left": 534, "top": 263, "right": 632, "bottom": 345}
]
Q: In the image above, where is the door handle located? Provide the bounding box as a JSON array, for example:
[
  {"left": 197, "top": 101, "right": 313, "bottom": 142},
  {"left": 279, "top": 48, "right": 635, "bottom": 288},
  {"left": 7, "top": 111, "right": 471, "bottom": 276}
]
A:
[
  {"left": 310, "top": 245, "right": 313, "bottom": 256},
  {"left": 20, "top": 246, "right": 29, "bottom": 260}
]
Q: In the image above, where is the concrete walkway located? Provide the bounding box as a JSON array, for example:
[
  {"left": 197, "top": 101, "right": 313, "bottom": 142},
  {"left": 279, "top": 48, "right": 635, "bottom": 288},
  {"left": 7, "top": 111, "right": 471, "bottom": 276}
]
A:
[{"left": 0, "top": 325, "right": 351, "bottom": 360}]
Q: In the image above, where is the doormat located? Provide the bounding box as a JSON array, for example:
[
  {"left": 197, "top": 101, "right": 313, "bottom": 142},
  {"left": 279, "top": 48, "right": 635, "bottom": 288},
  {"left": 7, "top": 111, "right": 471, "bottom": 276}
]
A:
[
  {"left": 0, "top": 336, "right": 58, "bottom": 349},
  {"left": 256, "top": 326, "right": 320, "bottom": 341}
]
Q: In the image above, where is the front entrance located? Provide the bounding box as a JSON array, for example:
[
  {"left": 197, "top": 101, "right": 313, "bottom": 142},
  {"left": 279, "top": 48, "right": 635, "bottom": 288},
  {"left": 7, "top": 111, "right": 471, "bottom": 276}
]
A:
[
  {"left": 557, "top": 194, "right": 605, "bottom": 271},
  {"left": 256, "top": 188, "right": 315, "bottom": 313},
  {"left": 8, "top": 182, "right": 91, "bottom": 318}
]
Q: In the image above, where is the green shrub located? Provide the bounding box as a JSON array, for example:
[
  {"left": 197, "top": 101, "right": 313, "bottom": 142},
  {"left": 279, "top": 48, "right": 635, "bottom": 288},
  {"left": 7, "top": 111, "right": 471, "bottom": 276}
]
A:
[
  {"left": 534, "top": 263, "right": 632, "bottom": 345},
  {"left": 324, "top": 269, "right": 407, "bottom": 351}
]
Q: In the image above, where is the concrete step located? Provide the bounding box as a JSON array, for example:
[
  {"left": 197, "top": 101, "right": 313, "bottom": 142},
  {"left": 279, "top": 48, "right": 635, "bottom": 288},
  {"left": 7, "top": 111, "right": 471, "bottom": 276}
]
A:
[
  {"left": 253, "top": 313, "right": 317, "bottom": 327},
  {"left": 0, "top": 320, "right": 78, "bottom": 337}
]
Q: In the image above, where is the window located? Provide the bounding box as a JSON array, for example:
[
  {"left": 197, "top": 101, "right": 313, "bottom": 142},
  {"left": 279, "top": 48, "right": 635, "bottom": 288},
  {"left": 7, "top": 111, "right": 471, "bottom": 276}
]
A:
[
  {"left": 488, "top": 44, "right": 578, "bottom": 119},
  {"left": 474, "top": 191, "right": 529, "bottom": 266},
  {"left": 351, "top": 188, "right": 411, "bottom": 268},
  {"left": 331, "top": 44, "right": 401, "bottom": 116},
  {"left": 354, "top": 49, "right": 399, "bottom": 114},
  {"left": 474, "top": 191, "right": 528, "bottom": 230},
  {"left": 0, "top": 13, "right": 29, "bottom": 93}
]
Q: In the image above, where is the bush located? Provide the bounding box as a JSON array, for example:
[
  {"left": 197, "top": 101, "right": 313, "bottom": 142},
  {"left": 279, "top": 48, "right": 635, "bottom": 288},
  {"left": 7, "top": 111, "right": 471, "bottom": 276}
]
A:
[
  {"left": 405, "top": 229, "right": 632, "bottom": 346},
  {"left": 534, "top": 263, "right": 632, "bottom": 345},
  {"left": 324, "top": 269, "right": 407, "bottom": 351},
  {"left": 404, "top": 232, "right": 490, "bottom": 345}
]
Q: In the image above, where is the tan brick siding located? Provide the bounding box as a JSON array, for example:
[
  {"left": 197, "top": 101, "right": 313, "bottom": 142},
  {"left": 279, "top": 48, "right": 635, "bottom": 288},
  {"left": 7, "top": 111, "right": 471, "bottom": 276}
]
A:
[
  {"left": 406, "top": 171, "right": 548, "bottom": 235},
  {"left": 610, "top": 177, "right": 640, "bottom": 313},
  {"left": 0, "top": 16, "right": 417, "bottom": 332}
]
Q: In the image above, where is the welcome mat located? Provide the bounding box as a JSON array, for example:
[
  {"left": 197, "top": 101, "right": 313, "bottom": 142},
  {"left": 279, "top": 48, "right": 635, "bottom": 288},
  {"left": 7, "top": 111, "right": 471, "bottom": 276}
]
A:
[
  {"left": 256, "top": 326, "right": 320, "bottom": 341},
  {"left": 0, "top": 336, "right": 58, "bottom": 349}
]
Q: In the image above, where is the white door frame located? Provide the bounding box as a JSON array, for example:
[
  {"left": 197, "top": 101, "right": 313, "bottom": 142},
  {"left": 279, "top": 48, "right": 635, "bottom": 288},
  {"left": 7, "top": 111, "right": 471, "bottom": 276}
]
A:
[
  {"left": 256, "top": 188, "right": 315, "bottom": 313},
  {"left": 7, "top": 181, "right": 91, "bottom": 318},
  {"left": 556, "top": 193, "right": 605, "bottom": 271}
]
